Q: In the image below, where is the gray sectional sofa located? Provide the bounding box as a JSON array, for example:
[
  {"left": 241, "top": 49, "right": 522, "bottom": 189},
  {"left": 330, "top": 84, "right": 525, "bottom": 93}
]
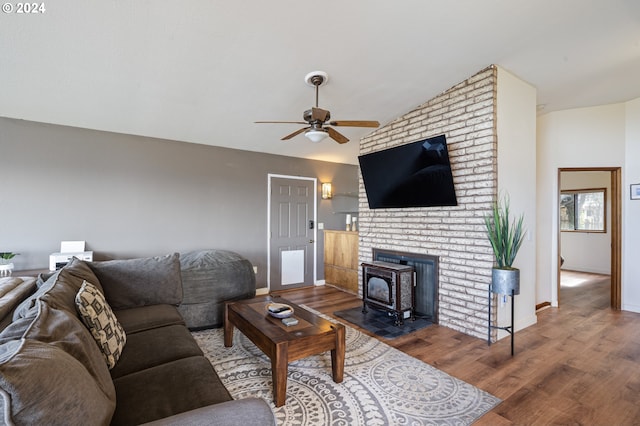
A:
[{"left": 0, "top": 251, "right": 275, "bottom": 425}]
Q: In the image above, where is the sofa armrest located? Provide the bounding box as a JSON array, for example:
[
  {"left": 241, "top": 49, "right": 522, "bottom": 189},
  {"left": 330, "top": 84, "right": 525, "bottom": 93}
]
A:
[
  {"left": 140, "top": 398, "right": 276, "bottom": 426},
  {"left": 178, "top": 249, "right": 256, "bottom": 329}
]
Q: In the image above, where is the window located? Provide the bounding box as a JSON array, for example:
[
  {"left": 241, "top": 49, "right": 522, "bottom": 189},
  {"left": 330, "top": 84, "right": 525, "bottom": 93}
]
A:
[{"left": 560, "top": 188, "right": 606, "bottom": 232}]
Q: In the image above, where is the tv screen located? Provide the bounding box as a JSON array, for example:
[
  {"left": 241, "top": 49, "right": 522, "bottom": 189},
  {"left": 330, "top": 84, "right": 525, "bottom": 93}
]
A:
[{"left": 358, "top": 134, "right": 457, "bottom": 209}]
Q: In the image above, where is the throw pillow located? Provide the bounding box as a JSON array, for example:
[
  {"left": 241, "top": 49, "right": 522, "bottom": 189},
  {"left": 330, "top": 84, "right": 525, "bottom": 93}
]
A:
[{"left": 75, "top": 280, "right": 126, "bottom": 369}]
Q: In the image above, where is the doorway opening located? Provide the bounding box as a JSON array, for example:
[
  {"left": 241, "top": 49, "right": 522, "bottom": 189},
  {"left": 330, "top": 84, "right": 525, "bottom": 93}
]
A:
[
  {"left": 560, "top": 270, "right": 611, "bottom": 314},
  {"left": 557, "top": 167, "right": 621, "bottom": 309}
]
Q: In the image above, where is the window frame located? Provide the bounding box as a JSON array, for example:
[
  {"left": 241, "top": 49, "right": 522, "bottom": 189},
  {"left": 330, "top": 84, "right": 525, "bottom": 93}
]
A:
[{"left": 560, "top": 187, "right": 607, "bottom": 233}]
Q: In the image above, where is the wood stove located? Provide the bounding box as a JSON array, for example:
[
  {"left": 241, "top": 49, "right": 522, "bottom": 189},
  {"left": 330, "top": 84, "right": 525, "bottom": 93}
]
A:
[
  {"left": 361, "top": 261, "right": 414, "bottom": 325},
  {"left": 372, "top": 249, "right": 439, "bottom": 324}
]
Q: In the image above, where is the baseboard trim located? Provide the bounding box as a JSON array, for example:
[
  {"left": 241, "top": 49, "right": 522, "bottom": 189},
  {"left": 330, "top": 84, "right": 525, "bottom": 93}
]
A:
[
  {"left": 621, "top": 303, "right": 640, "bottom": 313},
  {"left": 536, "top": 301, "right": 551, "bottom": 312},
  {"left": 255, "top": 287, "right": 269, "bottom": 296}
]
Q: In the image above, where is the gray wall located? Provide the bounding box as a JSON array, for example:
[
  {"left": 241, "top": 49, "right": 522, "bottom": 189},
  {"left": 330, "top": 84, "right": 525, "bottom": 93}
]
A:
[{"left": 0, "top": 117, "right": 358, "bottom": 288}]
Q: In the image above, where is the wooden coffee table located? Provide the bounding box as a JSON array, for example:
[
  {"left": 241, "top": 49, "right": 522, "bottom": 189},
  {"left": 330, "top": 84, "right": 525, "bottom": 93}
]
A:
[{"left": 224, "top": 295, "right": 345, "bottom": 407}]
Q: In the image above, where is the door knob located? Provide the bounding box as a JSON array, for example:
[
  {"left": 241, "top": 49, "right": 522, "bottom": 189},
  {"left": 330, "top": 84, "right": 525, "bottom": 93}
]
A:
[{"left": 309, "top": 239, "right": 315, "bottom": 243}]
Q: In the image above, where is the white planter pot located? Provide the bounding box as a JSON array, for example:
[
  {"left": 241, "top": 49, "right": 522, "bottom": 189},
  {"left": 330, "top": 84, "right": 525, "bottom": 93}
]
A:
[{"left": 0, "top": 262, "right": 14, "bottom": 277}]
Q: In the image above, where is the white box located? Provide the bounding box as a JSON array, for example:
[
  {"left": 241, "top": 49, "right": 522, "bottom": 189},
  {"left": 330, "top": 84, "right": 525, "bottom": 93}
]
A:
[{"left": 49, "top": 251, "right": 93, "bottom": 271}]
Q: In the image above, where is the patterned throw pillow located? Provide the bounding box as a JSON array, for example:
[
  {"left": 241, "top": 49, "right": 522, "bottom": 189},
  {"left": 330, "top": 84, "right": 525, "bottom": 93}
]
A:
[{"left": 75, "top": 280, "right": 126, "bottom": 369}]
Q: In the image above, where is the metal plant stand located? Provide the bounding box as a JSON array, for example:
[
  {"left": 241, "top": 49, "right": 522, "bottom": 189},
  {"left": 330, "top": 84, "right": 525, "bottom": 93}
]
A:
[{"left": 487, "top": 286, "right": 516, "bottom": 356}]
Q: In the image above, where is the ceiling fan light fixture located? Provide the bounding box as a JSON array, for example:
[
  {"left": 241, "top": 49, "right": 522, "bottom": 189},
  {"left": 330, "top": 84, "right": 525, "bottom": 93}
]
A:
[
  {"left": 305, "top": 129, "right": 329, "bottom": 143},
  {"left": 256, "top": 70, "right": 378, "bottom": 144}
]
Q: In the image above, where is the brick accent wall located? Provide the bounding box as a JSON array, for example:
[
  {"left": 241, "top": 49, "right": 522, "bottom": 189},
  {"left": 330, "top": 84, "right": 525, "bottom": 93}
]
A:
[{"left": 358, "top": 66, "right": 497, "bottom": 339}]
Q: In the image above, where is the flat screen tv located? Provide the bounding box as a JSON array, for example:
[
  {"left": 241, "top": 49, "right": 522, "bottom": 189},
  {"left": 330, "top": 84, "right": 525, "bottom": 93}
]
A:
[{"left": 358, "top": 134, "right": 457, "bottom": 209}]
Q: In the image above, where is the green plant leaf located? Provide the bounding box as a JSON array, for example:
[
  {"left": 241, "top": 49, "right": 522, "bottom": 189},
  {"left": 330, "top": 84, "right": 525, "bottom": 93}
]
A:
[{"left": 483, "top": 193, "right": 525, "bottom": 268}]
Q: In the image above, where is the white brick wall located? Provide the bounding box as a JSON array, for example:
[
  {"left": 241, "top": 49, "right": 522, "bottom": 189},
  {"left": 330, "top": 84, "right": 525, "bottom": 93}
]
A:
[{"left": 358, "top": 66, "right": 497, "bottom": 339}]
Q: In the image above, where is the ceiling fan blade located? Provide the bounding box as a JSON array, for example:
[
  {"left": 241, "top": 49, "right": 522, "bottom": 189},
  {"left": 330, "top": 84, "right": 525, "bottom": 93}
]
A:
[
  {"left": 326, "top": 127, "right": 349, "bottom": 144},
  {"left": 255, "top": 121, "right": 308, "bottom": 124},
  {"left": 311, "top": 107, "right": 330, "bottom": 122},
  {"left": 281, "top": 127, "right": 309, "bottom": 140},
  {"left": 328, "top": 120, "right": 380, "bottom": 128}
]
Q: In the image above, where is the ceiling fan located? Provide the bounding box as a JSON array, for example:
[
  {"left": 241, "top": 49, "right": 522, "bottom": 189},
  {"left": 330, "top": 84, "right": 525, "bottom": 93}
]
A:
[{"left": 255, "top": 71, "right": 380, "bottom": 144}]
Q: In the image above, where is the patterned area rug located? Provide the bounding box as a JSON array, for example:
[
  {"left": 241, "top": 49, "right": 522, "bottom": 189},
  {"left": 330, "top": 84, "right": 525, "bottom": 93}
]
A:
[{"left": 192, "top": 309, "right": 500, "bottom": 425}]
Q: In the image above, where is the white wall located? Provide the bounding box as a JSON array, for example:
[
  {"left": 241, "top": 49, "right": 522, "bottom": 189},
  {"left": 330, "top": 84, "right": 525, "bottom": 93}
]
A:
[
  {"left": 537, "top": 102, "right": 631, "bottom": 308},
  {"left": 496, "top": 67, "right": 537, "bottom": 335},
  {"left": 623, "top": 98, "right": 640, "bottom": 312},
  {"left": 560, "top": 171, "right": 611, "bottom": 274}
]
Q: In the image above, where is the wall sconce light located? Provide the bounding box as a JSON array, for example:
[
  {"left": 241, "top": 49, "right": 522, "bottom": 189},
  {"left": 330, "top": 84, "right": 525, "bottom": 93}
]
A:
[{"left": 321, "top": 182, "right": 333, "bottom": 199}]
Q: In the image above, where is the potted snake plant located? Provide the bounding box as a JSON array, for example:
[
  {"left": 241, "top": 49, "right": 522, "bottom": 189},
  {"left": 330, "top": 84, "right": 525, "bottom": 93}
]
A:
[
  {"left": 484, "top": 194, "right": 525, "bottom": 295},
  {"left": 0, "top": 252, "right": 18, "bottom": 277}
]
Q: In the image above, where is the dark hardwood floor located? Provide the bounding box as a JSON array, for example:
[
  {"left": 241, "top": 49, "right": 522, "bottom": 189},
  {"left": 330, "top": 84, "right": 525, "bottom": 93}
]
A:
[{"left": 280, "top": 271, "right": 640, "bottom": 425}]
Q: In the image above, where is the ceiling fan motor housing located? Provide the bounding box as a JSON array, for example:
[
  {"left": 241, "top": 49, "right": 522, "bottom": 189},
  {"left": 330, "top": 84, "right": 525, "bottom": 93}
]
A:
[{"left": 303, "top": 108, "right": 330, "bottom": 123}]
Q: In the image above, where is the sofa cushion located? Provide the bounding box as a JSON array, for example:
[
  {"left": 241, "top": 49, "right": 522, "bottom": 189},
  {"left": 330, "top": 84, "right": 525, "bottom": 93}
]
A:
[
  {"left": 0, "top": 339, "right": 115, "bottom": 425},
  {"left": 0, "top": 298, "right": 116, "bottom": 412},
  {"left": 38, "top": 257, "right": 104, "bottom": 315},
  {"left": 114, "top": 304, "right": 185, "bottom": 334},
  {"left": 76, "top": 280, "right": 127, "bottom": 369},
  {"left": 111, "top": 356, "right": 232, "bottom": 425},
  {"left": 109, "top": 324, "right": 202, "bottom": 379},
  {"left": 11, "top": 258, "right": 102, "bottom": 321},
  {"left": 88, "top": 253, "right": 183, "bottom": 310},
  {"left": 17, "top": 300, "right": 116, "bottom": 400}
]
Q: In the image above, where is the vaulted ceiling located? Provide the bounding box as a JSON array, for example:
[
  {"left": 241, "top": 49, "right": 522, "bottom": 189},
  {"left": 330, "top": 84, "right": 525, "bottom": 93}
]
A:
[{"left": 2, "top": 1, "right": 639, "bottom": 164}]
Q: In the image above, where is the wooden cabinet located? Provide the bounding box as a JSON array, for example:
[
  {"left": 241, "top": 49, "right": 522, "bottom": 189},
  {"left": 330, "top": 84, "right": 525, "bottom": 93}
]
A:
[{"left": 324, "top": 230, "right": 359, "bottom": 294}]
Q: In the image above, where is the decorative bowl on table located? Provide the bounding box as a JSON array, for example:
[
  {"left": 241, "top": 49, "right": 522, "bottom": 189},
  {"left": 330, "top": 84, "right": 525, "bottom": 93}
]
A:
[{"left": 266, "top": 302, "right": 294, "bottom": 318}]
